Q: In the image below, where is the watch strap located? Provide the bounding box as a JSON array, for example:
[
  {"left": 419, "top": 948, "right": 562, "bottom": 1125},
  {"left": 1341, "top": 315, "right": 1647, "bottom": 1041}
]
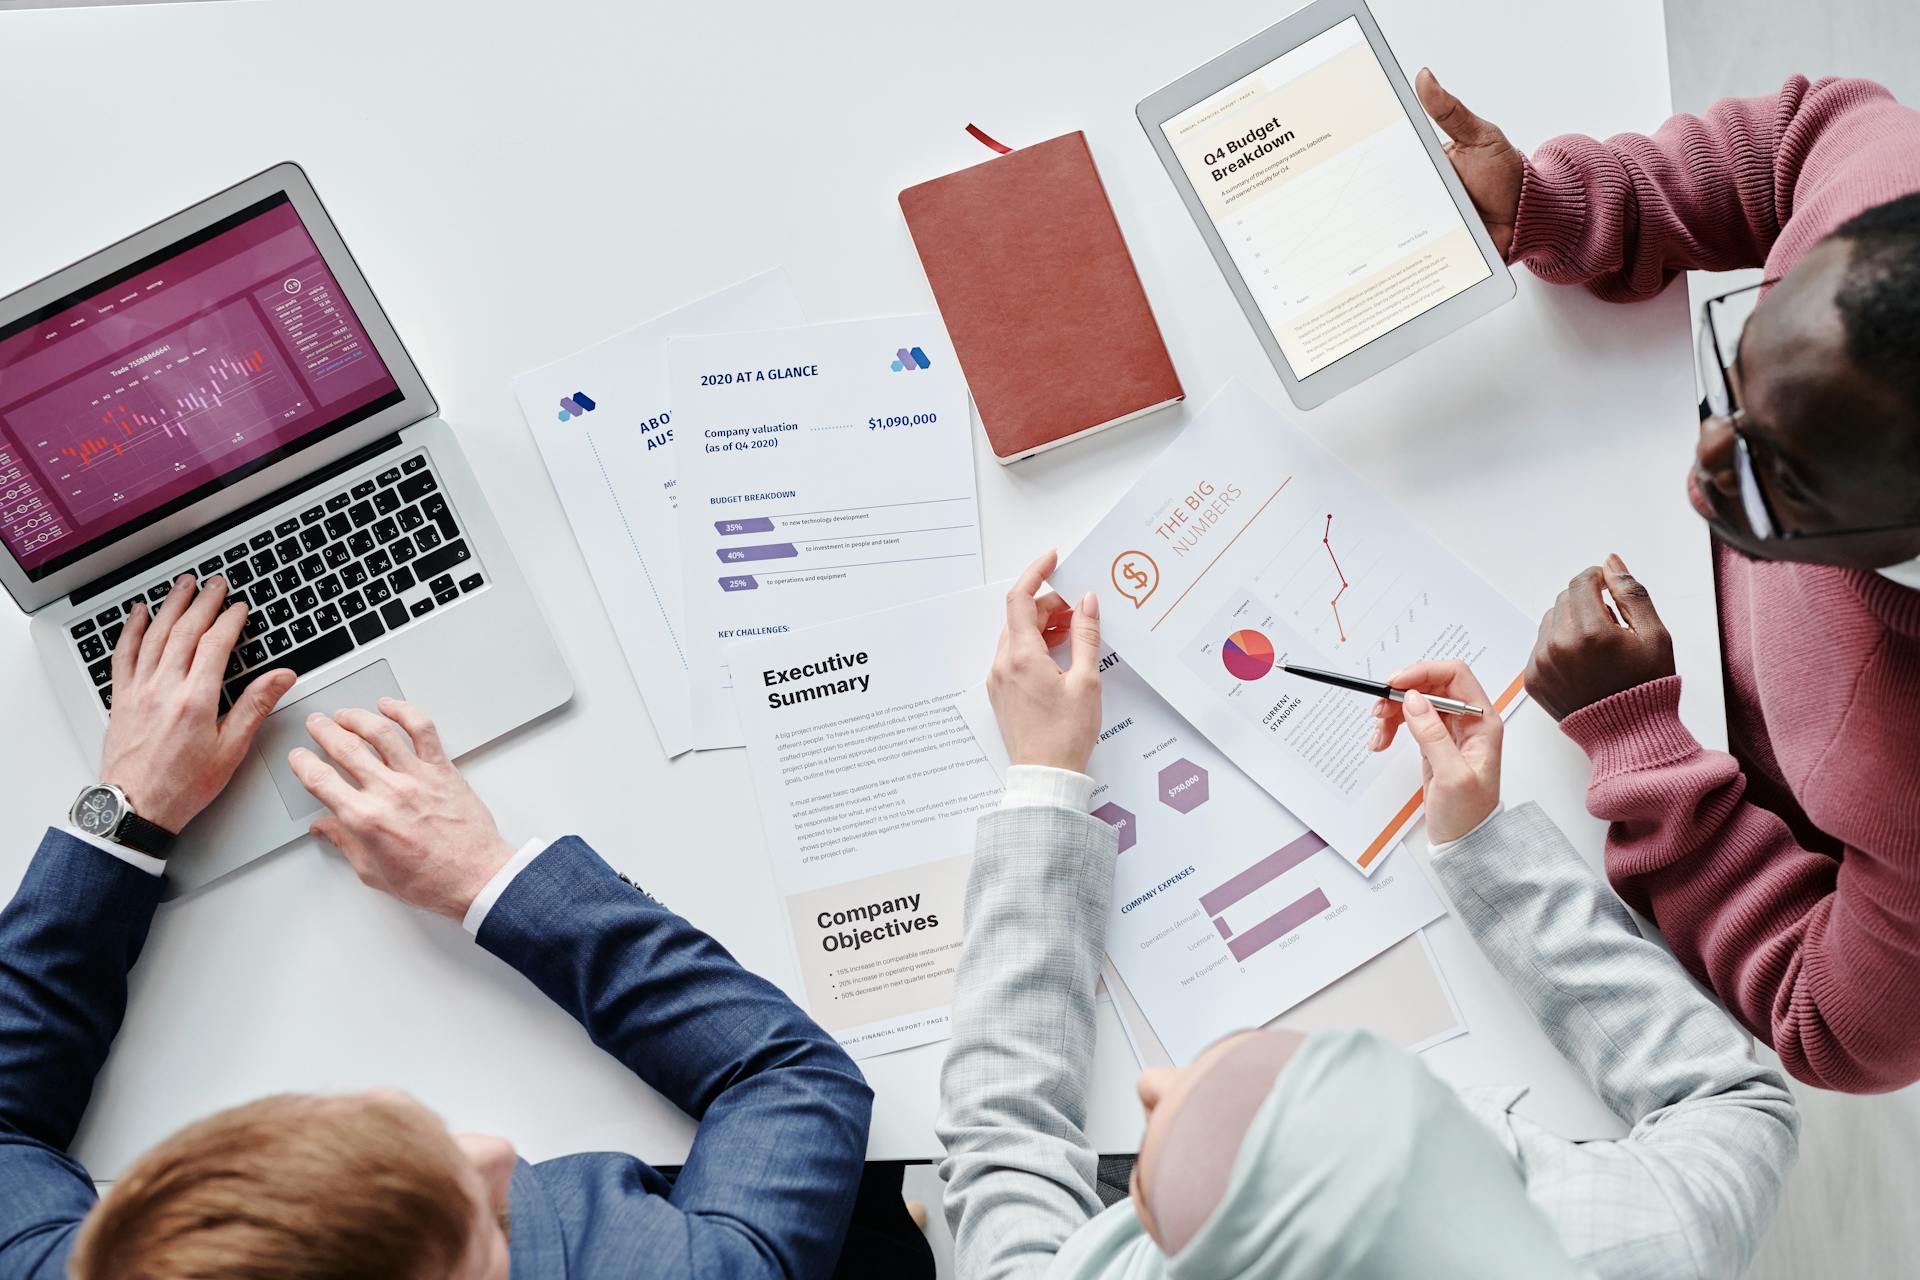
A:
[{"left": 112, "top": 808, "right": 176, "bottom": 858}]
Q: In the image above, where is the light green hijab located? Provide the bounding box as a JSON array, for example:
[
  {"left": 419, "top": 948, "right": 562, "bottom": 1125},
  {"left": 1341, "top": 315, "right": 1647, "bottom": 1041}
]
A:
[{"left": 1047, "top": 1030, "right": 1583, "bottom": 1280}]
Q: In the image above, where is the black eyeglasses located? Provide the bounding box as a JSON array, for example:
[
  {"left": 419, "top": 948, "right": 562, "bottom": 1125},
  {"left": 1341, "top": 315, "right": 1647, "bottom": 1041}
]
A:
[{"left": 1696, "top": 281, "right": 1920, "bottom": 544}]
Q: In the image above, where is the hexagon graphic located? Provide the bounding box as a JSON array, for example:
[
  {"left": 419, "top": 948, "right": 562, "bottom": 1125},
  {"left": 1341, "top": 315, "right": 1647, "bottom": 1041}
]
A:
[
  {"left": 1158, "top": 759, "right": 1209, "bottom": 813},
  {"left": 1092, "top": 801, "right": 1137, "bottom": 853}
]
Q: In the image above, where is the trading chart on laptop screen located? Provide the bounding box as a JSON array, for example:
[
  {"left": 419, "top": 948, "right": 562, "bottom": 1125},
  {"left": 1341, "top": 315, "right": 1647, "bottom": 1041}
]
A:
[{"left": 0, "top": 193, "right": 402, "bottom": 580}]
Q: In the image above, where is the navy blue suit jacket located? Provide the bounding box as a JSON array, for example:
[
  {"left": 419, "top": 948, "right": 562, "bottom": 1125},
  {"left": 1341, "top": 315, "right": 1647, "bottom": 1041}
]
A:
[{"left": 0, "top": 830, "right": 872, "bottom": 1278}]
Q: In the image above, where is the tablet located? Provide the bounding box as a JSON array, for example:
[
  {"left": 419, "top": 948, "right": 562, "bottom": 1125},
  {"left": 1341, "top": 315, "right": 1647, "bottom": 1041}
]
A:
[{"left": 1138, "top": 0, "right": 1513, "bottom": 409}]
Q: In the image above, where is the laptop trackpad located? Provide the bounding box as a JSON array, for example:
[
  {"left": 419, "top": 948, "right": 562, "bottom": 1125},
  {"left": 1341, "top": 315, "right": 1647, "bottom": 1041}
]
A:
[{"left": 256, "top": 661, "right": 406, "bottom": 820}]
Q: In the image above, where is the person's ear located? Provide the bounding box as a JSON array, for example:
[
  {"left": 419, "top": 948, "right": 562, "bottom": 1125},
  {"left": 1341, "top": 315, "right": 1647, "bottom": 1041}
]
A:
[
  {"left": 1136, "top": 1067, "right": 1176, "bottom": 1114},
  {"left": 454, "top": 1133, "right": 517, "bottom": 1209}
]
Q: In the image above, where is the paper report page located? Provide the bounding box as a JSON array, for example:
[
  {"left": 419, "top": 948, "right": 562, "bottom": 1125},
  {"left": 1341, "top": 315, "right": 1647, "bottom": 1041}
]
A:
[
  {"left": 671, "top": 315, "right": 982, "bottom": 748},
  {"left": 1053, "top": 381, "right": 1534, "bottom": 873},
  {"left": 1162, "top": 16, "right": 1489, "bottom": 378}
]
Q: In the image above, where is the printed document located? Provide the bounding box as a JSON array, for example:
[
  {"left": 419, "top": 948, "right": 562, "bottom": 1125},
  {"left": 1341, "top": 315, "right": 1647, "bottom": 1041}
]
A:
[
  {"left": 1053, "top": 380, "right": 1533, "bottom": 873},
  {"left": 511, "top": 271, "right": 803, "bottom": 756},
  {"left": 731, "top": 585, "right": 1005, "bottom": 1059},
  {"left": 959, "top": 650, "right": 1446, "bottom": 1065},
  {"left": 672, "top": 315, "right": 981, "bottom": 748}
]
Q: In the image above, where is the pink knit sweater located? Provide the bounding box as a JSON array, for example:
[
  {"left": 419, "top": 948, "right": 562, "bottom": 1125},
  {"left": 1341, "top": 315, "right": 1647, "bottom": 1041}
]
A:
[{"left": 1511, "top": 76, "right": 1920, "bottom": 1093}]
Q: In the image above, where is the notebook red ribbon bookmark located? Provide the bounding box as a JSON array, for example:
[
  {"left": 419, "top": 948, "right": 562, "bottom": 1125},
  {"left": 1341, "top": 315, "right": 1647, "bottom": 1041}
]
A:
[{"left": 965, "top": 123, "right": 1013, "bottom": 154}]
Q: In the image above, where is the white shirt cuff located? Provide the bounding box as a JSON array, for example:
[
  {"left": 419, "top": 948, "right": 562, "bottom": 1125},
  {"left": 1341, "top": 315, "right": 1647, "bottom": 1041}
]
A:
[
  {"left": 1002, "top": 766, "right": 1097, "bottom": 813},
  {"left": 461, "top": 836, "right": 552, "bottom": 936},
  {"left": 62, "top": 825, "right": 167, "bottom": 877},
  {"left": 1428, "top": 803, "right": 1506, "bottom": 861}
]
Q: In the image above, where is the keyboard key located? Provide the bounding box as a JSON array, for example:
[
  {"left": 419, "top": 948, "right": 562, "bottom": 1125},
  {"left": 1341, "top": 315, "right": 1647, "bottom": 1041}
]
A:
[
  {"left": 273, "top": 567, "right": 302, "bottom": 593},
  {"left": 299, "top": 555, "right": 326, "bottom": 581},
  {"left": 225, "top": 626, "right": 352, "bottom": 705},
  {"left": 392, "top": 541, "right": 417, "bottom": 566},
  {"left": 290, "top": 615, "right": 318, "bottom": 643},
  {"left": 389, "top": 566, "right": 416, "bottom": 592},
  {"left": 402, "top": 455, "right": 427, "bottom": 473},
  {"left": 428, "top": 574, "right": 455, "bottom": 595},
  {"left": 103, "top": 622, "right": 124, "bottom": 649},
  {"left": 264, "top": 628, "right": 293, "bottom": 655},
  {"left": 300, "top": 505, "right": 326, "bottom": 525},
  {"left": 88, "top": 657, "right": 113, "bottom": 686},
  {"left": 243, "top": 611, "right": 270, "bottom": 638},
  {"left": 324, "top": 513, "right": 351, "bottom": 540},
  {"left": 351, "top": 480, "right": 378, "bottom": 500},
  {"left": 266, "top": 600, "right": 294, "bottom": 626},
  {"left": 433, "top": 586, "right": 459, "bottom": 606},
  {"left": 226, "top": 651, "right": 243, "bottom": 679},
  {"left": 325, "top": 493, "right": 352, "bottom": 512},
  {"left": 147, "top": 582, "right": 173, "bottom": 603},
  {"left": 411, "top": 540, "right": 470, "bottom": 582},
  {"left": 398, "top": 472, "right": 437, "bottom": 503},
  {"left": 397, "top": 506, "right": 425, "bottom": 532},
  {"left": 410, "top": 598, "right": 436, "bottom": 619},
  {"left": 376, "top": 467, "right": 402, "bottom": 487},
  {"left": 458, "top": 573, "right": 483, "bottom": 593},
  {"left": 77, "top": 635, "right": 106, "bottom": 662},
  {"left": 317, "top": 574, "right": 343, "bottom": 601},
  {"left": 292, "top": 587, "right": 319, "bottom": 614},
  {"left": 70, "top": 618, "right": 97, "bottom": 639},
  {"left": 250, "top": 531, "right": 275, "bottom": 550},
  {"left": 366, "top": 549, "right": 392, "bottom": 576},
  {"left": 415, "top": 526, "right": 443, "bottom": 553},
  {"left": 373, "top": 517, "right": 401, "bottom": 544},
  {"left": 300, "top": 526, "right": 327, "bottom": 553},
  {"left": 275, "top": 517, "right": 302, "bottom": 538},
  {"left": 347, "top": 531, "right": 374, "bottom": 558},
  {"left": 251, "top": 550, "right": 277, "bottom": 576},
  {"left": 225, "top": 562, "right": 254, "bottom": 589},
  {"left": 341, "top": 563, "right": 368, "bottom": 588},
  {"left": 314, "top": 602, "right": 342, "bottom": 631},
  {"left": 323, "top": 544, "right": 350, "bottom": 569},
  {"left": 99, "top": 688, "right": 113, "bottom": 710},
  {"left": 122, "top": 596, "right": 145, "bottom": 617},
  {"left": 199, "top": 556, "right": 224, "bottom": 576},
  {"left": 249, "top": 579, "right": 278, "bottom": 605},
  {"left": 421, "top": 493, "right": 457, "bottom": 537},
  {"left": 350, "top": 612, "right": 386, "bottom": 645},
  {"left": 348, "top": 500, "right": 376, "bottom": 528},
  {"left": 373, "top": 488, "right": 401, "bottom": 515},
  {"left": 239, "top": 640, "right": 268, "bottom": 668},
  {"left": 340, "top": 590, "right": 367, "bottom": 617},
  {"left": 224, "top": 544, "right": 248, "bottom": 564},
  {"left": 93, "top": 606, "right": 119, "bottom": 626},
  {"left": 365, "top": 579, "right": 392, "bottom": 605},
  {"left": 380, "top": 600, "right": 410, "bottom": 630}
]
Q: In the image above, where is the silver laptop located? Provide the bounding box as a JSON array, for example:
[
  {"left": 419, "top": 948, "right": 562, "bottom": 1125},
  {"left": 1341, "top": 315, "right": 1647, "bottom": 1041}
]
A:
[{"left": 0, "top": 162, "right": 572, "bottom": 897}]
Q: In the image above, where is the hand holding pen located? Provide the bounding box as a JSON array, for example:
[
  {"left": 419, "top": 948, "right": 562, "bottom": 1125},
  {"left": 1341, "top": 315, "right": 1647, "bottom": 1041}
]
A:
[{"left": 1365, "top": 659, "right": 1504, "bottom": 843}]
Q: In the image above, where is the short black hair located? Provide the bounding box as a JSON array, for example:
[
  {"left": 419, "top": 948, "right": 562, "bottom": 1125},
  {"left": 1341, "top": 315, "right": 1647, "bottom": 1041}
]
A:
[{"left": 1831, "top": 191, "right": 1920, "bottom": 422}]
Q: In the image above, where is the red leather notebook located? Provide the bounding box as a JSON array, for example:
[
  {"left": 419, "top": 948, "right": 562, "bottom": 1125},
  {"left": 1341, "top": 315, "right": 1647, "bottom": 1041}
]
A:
[{"left": 900, "top": 132, "right": 1183, "bottom": 462}]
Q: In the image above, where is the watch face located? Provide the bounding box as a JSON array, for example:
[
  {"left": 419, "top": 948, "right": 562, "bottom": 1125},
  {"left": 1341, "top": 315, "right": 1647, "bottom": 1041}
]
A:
[{"left": 75, "top": 786, "right": 122, "bottom": 836}]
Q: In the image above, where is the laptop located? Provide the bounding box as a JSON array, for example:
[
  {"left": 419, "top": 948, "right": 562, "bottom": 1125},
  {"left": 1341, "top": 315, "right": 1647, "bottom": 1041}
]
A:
[{"left": 0, "top": 162, "right": 572, "bottom": 898}]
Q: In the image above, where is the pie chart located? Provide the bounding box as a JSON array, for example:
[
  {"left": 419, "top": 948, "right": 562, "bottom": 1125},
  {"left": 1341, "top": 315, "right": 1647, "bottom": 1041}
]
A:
[{"left": 1221, "top": 629, "right": 1275, "bottom": 681}]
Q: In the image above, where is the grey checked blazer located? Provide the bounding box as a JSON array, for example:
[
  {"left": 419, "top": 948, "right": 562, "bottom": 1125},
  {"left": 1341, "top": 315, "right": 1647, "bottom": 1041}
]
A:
[{"left": 936, "top": 801, "right": 1799, "bottom": 1280}]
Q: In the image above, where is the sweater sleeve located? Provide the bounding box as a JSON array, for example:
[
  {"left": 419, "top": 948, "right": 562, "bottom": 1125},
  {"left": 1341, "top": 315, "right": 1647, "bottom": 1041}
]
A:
[
  {"left": 1562, "top": 675, "right": 1920, "bottom": 1093},
  {"left": 1508, "top": 75, "right": 1904, "bottom": 299}
]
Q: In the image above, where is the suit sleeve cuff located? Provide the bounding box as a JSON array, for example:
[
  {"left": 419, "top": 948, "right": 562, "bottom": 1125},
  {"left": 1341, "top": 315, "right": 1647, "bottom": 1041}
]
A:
[
  {"left": 462, "top": 837, "right": 553, "bottom": 936},
  {"left": 61, "top": 825, "right": 167, "bottom": 877},
  {"left": 1002, "top": 765, "right": 1096, "bottom": 813},
  {"left": 1428, "top": 803, "right": 1505, "bottom": 861}
]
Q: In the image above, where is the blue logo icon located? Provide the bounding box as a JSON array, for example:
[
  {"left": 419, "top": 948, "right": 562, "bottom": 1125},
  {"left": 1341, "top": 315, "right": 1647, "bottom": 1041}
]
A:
[
  {"left": 890, "top": 347, "right": 930, "bottom": 373},
  {"left": 557, "top": 391, "right": 597, "bottom": 422}
]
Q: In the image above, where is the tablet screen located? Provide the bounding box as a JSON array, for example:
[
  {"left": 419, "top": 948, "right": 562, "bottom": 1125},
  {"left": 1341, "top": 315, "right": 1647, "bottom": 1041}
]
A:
[{"left": 1160, "top": 17, "right": 1490, "bottom": 380}]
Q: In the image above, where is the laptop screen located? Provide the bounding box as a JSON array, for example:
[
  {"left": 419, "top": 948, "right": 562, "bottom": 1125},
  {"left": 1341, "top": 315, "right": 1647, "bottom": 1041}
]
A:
[{"left": 0, "top": 193, "right": 404, "bottom": 582}]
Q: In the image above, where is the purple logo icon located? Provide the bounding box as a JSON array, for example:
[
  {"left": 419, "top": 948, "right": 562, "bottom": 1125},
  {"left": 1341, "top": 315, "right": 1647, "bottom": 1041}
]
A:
[
  {"left": 556, "top": 390, "right": 597, "bottom": 422},
  {"left": 1092, "top": 801, "right": 1137, "bottom": 854},
  {"left": 890, "top": 346, "right": 931, "bottom": 373},
  {"left": 1158, "top": 759, "right": 1209, "bottom": 813}
]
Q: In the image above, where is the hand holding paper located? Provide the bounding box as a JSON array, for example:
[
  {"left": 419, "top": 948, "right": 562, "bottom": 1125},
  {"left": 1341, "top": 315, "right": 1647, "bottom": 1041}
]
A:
[{"left": 988, "top": 550, "right": 1102, "bottom": 773}]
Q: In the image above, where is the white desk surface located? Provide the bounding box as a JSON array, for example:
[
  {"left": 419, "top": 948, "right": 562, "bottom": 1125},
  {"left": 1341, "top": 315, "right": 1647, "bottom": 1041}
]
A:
[{"left": 0, "top": 0, "right": 1720, "bottom": 1174}]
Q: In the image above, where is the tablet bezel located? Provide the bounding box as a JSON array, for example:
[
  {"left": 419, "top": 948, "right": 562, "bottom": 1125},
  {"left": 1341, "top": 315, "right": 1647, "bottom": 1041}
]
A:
[{"left": 1136, "top": 0, "right": 1514, "bottom": 410}]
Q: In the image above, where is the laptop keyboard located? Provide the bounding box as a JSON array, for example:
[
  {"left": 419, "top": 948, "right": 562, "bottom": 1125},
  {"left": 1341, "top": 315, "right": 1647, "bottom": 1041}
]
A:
[{"left": 64, "top": 452, "right": 485, "bottom": 713}]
